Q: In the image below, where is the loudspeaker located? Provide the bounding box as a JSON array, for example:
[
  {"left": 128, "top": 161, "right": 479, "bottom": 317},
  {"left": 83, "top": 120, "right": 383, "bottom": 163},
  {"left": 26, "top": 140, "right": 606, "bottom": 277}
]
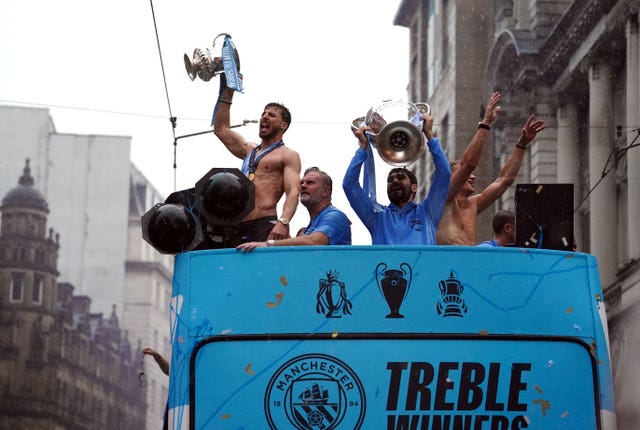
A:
[{"left": 515, "top": 184, "right": 574, "bottom": 251}]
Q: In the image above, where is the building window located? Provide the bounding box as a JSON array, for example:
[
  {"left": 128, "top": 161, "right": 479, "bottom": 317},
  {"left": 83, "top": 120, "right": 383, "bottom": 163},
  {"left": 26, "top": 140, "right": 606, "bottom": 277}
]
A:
[
  {"left": 441, "top": 0, "right": 449, "bottom": 71},
  {"left": 10, "top": 273, "right": 24, "bottom": 303},
  {"left": 32, "top": 276, "right": 43, "bottom": 305},
  {"left": 14, "top": 247, "right": 26, "bottom": 261}
]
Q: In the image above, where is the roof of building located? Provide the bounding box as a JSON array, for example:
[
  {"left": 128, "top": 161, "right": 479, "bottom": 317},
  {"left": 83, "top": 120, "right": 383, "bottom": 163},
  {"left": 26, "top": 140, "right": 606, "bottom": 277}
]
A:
[{"left": 1, "top": 159, "right": 49, "bottom": 212}]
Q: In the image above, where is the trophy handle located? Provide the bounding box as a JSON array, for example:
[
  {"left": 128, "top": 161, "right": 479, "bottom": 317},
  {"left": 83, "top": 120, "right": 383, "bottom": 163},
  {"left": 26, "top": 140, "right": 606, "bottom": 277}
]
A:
[
  {"left": 400, "top": 262, "right": 412, "bottom": 299},
  {"left": 414, "top": 102, "right": 431, "bottom": 116},
  {"left": 351, "top": 117, "right": 365, "bottom": 133},
  {"left": 375, "top": 262, "right": 387, "bottom": 296}
]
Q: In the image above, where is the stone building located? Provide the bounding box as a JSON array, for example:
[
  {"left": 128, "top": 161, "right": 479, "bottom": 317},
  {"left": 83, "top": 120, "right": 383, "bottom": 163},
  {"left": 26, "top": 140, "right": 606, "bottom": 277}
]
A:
[
  {"left": 0, "top": 105, "right": 173, "bottom": 430},
  {"left": 0, "top": 161, "right": 146, "bottom": 429},
  {"left": 394, "top": 0, "right": 496, "bottom": 241},
  {"left": 395, "top": 0, "right": 640, "bottom": 427}
]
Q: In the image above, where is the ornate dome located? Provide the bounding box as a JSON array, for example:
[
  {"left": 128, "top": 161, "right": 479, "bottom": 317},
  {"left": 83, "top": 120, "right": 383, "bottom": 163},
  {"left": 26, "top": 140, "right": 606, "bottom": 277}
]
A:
[{"left": 2, "top": 159, "right": 49, "bottom": 212}]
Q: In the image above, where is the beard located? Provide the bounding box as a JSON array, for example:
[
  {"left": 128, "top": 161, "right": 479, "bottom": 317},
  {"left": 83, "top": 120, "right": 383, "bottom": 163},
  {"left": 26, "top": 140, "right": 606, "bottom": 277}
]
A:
[
  {"left": 259, "top": 128, "right": 276, "bottom": 139},
  {"left": 388, "top": 186, "right": 411, "bottom": 206}
]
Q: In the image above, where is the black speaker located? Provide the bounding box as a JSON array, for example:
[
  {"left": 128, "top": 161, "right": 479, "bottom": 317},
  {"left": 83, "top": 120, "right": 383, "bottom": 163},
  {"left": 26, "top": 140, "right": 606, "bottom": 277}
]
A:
[{"left": 515, "top": 184, "right": 574, "bottom": 251}]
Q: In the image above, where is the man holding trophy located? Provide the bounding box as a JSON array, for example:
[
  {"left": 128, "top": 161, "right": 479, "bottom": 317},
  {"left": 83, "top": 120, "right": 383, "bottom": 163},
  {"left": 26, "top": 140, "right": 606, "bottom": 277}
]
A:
[
  {"left": 343, "top": 110, "right": 451, "bottom": 245},
  {"left": 212, "top": 76, "right": 301, "bottom": 246}
]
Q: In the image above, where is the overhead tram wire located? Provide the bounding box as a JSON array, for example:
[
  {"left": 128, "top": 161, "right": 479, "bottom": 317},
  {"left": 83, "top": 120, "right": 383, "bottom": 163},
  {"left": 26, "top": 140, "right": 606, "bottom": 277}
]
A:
[
  {"left": 148, "top": 0, "right": 179, "bottom": 191},
  {"left": 574, "top": 128, "right": 640, "bottom": 213}
]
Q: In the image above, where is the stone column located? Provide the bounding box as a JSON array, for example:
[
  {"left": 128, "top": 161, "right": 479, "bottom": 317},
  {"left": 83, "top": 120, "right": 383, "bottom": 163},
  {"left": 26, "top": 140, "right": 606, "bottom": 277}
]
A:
[
  {"left": 557, "top": 102, "right": 582, "bottom": 249},
  {"left": 627, "top": 14, "right": 640, "bottom": 260},
  {"left": 589, "top": 62, "right": 617, "bottom": 287}
]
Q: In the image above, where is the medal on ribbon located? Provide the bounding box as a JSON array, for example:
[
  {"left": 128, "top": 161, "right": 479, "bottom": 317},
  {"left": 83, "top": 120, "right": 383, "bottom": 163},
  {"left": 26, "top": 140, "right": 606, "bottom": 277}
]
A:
[{"left": 241, "top": 141, "right": 285, "bottom": 181}]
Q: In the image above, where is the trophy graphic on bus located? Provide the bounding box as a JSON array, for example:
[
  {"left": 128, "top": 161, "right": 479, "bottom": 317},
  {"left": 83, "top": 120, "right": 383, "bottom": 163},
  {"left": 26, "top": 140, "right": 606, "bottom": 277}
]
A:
[
  {"left": 316, "top": 271, "right": 352, "bottom": 318},
  {"left": 376, "top": 262, "right": 412, "bottom": 318},
  {"left": 436, "top": 272, "right": 468, "bottom": 317}
]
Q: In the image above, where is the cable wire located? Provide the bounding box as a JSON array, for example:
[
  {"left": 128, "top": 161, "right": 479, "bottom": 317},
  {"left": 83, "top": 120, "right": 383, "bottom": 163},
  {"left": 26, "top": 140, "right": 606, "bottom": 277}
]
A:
[{"left": 148, "top": 0, "right": 178, "bottom": 190}]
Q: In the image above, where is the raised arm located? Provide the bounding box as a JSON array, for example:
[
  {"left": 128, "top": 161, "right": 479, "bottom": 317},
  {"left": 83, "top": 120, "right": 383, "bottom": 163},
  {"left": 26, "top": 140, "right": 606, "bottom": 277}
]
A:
[
  {"left": 473, "top": 115, "right": 546, "bottom": 213},
  {"left": 446, "top": 92, "right": 501, "bottom": 201},
  {"left": 421, "top": 115, "right": 451, "bottom": 220},
  {"left": 212, "top": 74, "right": 253, "bottom": 159},
  {"left": 268, "top": 149, "right": 301, "bottom": 240},
  {"left": 143, "top": 347, "right": 170, "bottom": 376},
  {"left": 342, "top": 126, "right": 377, "bottom": 232}
]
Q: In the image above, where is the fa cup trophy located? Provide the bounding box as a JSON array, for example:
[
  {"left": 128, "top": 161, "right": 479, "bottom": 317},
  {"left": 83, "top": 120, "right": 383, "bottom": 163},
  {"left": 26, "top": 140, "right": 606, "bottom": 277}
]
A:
[
  {"left": 351, "top": 100, "right": 431, "bottom": 166},
  {"left": 184, "top": 33, "right": 243, "bottom": 126},
  {"left": 184, "top": 33, "right": 241, "bottom": 83}
]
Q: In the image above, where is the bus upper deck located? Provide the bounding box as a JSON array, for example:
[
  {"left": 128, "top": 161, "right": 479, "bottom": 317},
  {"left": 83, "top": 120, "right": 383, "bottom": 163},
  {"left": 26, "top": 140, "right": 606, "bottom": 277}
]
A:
[{"left": 165, "top": 245, "right": 615, "bottom": 430}]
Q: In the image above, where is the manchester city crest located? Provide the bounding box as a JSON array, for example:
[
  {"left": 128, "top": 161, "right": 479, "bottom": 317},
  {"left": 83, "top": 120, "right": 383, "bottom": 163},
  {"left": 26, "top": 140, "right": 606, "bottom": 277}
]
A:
[{"left": 265, "top": 353, "right": 366, "bottom": 429}]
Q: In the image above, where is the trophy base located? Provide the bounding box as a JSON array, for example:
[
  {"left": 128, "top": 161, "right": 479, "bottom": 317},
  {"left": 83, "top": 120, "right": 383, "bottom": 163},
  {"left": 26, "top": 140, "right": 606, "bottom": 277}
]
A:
[{"left": 385, "top": 313, "right": 404, "bottom": 319}]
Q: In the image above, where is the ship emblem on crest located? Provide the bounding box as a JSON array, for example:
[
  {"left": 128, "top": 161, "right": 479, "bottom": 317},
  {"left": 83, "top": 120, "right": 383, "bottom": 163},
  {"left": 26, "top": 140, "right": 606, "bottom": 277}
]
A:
[
  {"left": 292, "top": 380, "right": 339, "bottom": 429},
  {"left": 316, "top": 271, "right": 352, "bottom": 318},
  {"left": 436, "top": 272, "right": 468, "bottom": 317}
]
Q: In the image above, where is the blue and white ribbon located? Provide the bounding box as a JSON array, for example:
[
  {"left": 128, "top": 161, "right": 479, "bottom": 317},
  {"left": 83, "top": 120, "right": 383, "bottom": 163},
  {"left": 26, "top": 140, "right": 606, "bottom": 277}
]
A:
[{"left": 221, "top": 35, "right": 243, "bottom": 92}]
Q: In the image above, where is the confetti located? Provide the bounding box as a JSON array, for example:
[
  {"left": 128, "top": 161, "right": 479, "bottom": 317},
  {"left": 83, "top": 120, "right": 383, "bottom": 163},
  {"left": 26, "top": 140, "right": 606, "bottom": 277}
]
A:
[
  {"left": 331, "top": 331, "right": 339, "bottom": 339},
  {"left": 178, "top": 336, "right": 185, "bottom": 343},
  {"left": 533, "top": 398, "right": 551, "bottom": 416},
  {"left": 245, "top": 363, "right": 255, "bottom": 376},
  {"left": 565, "top": 307, "right": 574, "bottom": 314},
  {"left": 221, "top": 414, "right": 231, "bottom": 420},
  {"left": 479, "top": 330, "right": 489, "bottom": 335},
  {"left": 546, "top": 360, "right": 554, "bottom": 368},
  {"left": 534, "top": 384, "right": 543, "bottom": 394},
  {"left": 280, "top": 276, "right": 288, "bottom": 286},
  {"left": 221, "top": 328, "right": 233, "bottom": 335},
  {"left": 536, "top": 185, "right": 543, "bottom": 193},
  {"left": 561, "top": 411, "right": 570, "bottom": 418},
  {"left": 267, "top": 292, "right": 285, "bottom": 308}
]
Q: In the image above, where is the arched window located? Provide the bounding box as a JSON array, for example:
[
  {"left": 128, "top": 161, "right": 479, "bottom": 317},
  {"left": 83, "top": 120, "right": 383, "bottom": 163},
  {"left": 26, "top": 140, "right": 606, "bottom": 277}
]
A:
[
  {"left": 10, "top": 273, "right": 24, "bottom": 303},
  {"left": 32, "top": 276, "right": 44, "bottom": 305}
]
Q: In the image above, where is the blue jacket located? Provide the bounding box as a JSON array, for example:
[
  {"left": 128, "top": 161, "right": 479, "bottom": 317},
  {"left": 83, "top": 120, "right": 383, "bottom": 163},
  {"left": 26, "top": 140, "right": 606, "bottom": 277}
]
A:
[{"left": 342, "top": 137, "right": 450, "bottom": 245}]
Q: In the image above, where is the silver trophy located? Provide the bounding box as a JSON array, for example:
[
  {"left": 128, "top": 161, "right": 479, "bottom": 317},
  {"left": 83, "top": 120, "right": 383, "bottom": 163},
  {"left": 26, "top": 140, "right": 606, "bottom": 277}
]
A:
[
  {"left": 184, "top": 33, "right": 241, "bottom": 82},
  {"left": 351, "top": 100, "right": 431, "bottom": 166}
]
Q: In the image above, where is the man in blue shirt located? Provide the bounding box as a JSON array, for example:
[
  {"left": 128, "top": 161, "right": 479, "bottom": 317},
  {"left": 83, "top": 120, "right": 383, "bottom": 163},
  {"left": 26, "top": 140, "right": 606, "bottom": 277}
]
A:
[
  {"left": 237, "top": 167, "right": 351, "bottom": 251},
  {"left": 343, "top": 114, "right": 450, "bottom": 245},
  {"left": 477, "top": 210, "right": 515, "bottom": 247}
]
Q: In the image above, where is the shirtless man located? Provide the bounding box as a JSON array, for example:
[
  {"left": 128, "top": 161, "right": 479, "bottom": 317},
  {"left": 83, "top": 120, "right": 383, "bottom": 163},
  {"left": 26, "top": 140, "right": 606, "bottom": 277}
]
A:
[
  {"left": 237, "top": 167, "right": 351, "bottom": 252},
  {"left": 213, "top": 77, "right": 301, "bottom": 246},
  {"left": 436, "top": 114, "right": 546, "bottom": 245}
]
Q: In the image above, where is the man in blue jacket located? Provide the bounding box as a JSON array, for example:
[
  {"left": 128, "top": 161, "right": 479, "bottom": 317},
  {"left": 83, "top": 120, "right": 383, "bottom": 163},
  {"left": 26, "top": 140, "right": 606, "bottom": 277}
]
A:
[{"left": 343, "top": 114, "right": 450, "bottom": 245}]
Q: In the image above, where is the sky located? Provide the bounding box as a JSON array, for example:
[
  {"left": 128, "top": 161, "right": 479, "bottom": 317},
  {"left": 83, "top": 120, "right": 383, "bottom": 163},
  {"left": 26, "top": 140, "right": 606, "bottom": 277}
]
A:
[{"left": 0, "top": 0, "right": 410, "bottom": 245}]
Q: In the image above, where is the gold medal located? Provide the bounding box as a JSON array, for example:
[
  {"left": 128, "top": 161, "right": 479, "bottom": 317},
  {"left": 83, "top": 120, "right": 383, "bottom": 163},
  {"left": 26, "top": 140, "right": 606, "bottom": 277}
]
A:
[{"left": 248, "top": 172, "right": 255, "bottom": 182}]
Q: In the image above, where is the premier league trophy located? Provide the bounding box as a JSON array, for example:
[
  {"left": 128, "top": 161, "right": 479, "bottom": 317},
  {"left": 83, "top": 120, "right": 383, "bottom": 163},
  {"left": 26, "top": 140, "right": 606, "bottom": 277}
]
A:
[
  {"left": 351, "top": 100, "right": 431, "bottom": 166},
  {"left": 376, "top": 262, "right": 413, "bottom": 318}
]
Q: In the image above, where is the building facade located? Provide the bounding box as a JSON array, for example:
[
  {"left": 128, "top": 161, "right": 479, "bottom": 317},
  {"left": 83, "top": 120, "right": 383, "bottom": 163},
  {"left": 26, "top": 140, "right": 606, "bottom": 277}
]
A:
[
  {"left": 394, "top": 0, "right": 496, "bottom": 241},
  {"left": 0, "top": 105, "right": 131, "bottom": 318},
  {"left": 123, "top": 164, "right": 174, "bottom": 429},
  {"left": 0, "top": 105, "right": 174, "bottom": 430},
  {"left": 0, "top": 161, "right": 146, "bottom": 429},
  {"left": 395, "top": 0, "right": 640, "bottom": 427}
]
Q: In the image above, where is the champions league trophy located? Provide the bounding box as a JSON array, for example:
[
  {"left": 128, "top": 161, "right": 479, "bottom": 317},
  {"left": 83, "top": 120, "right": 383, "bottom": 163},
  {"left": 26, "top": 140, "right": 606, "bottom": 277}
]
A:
[
  {"left": 376, "top": 263, "right": 413, "bottom": 318},
  {"left": 184, "top": 33, "right": 241, "bottom": 82},
  {"left": 351, "top": 100, "right": 431, "bottom": 166}
]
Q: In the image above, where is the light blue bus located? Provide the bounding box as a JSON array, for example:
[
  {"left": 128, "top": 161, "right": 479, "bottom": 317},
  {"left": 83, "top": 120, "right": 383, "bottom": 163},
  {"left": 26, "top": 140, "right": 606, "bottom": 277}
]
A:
[{"left": 165, "top": 246, "right": 616, "bottom": 429}]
